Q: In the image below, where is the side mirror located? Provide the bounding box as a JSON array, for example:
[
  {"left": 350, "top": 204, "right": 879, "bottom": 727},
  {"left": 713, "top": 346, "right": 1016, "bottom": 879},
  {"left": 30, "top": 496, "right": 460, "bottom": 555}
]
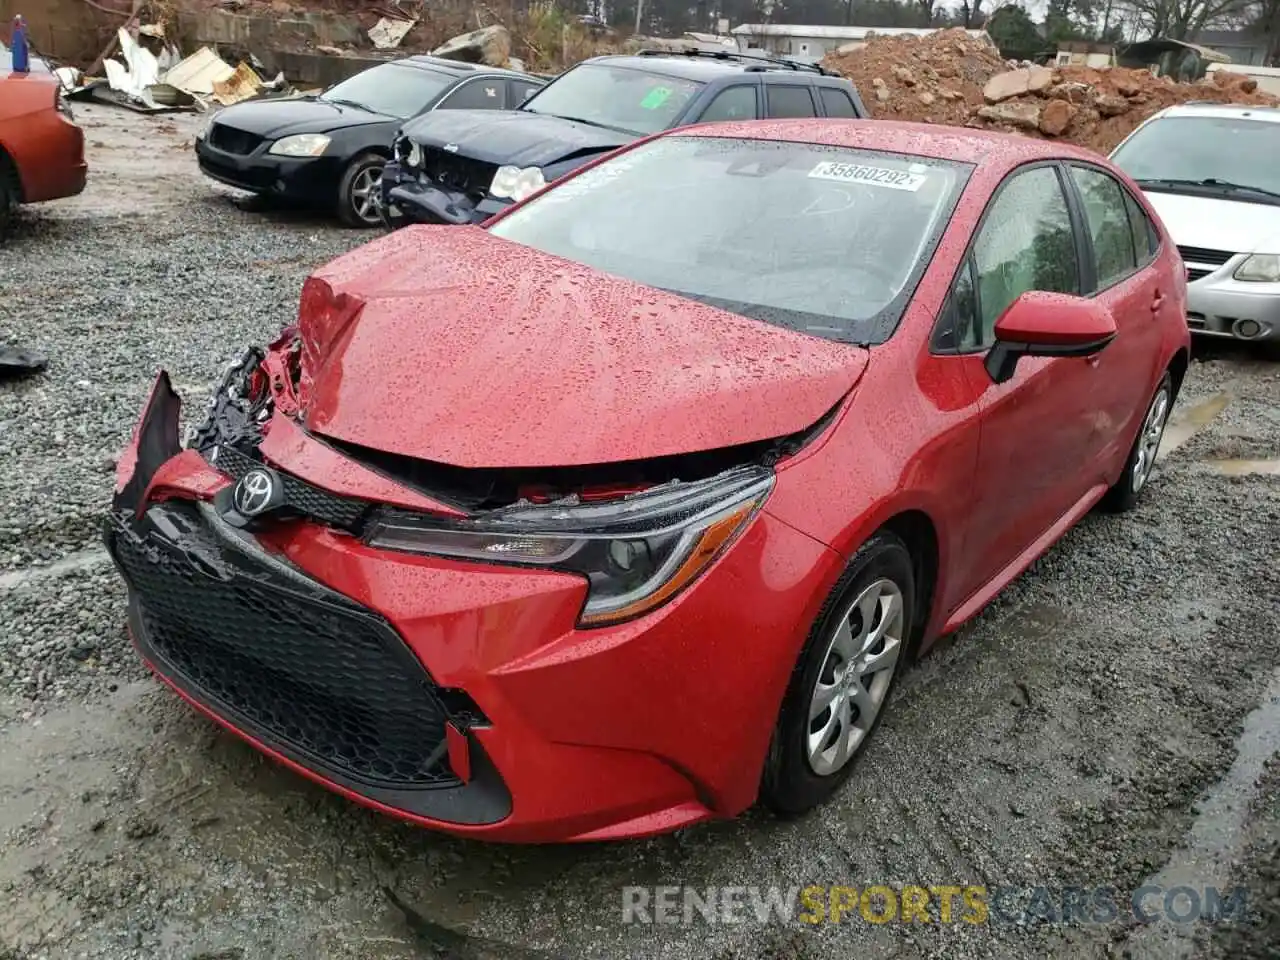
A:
[{"left": 985, "top": 290, "right": 1118, "bottom": 384}]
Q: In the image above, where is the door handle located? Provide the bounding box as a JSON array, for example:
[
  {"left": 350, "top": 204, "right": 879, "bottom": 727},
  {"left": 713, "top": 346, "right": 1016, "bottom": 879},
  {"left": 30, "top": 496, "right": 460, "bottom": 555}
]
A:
[{"left": 1151, "top": 291, "right": 1165, "bottom": 312}]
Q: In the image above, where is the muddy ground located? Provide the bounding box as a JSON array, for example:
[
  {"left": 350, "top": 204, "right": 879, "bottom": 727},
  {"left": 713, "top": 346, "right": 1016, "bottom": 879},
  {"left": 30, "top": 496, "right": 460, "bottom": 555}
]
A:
[{"left": 1, "top": 105, "right": 1278, "bottom": 960}]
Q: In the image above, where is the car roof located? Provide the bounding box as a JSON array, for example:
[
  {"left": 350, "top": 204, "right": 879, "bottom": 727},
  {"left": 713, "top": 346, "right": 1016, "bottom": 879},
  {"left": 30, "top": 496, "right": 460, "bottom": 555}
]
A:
[
  {"left": 1147, "top": 102, "right": 1280, "bottom": 123},
  {"left": 673, "top": 118, "right": 1107, "bottom": 168},
  {"left": 396, "top": 55, "right": 540, "bottom": 79},
  {"left": 584, "top": 52, "right": 825, "bottom": 82}
]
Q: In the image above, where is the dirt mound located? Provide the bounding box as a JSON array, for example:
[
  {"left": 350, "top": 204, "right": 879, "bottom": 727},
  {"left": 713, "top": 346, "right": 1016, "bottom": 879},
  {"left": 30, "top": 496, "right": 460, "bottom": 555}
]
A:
[{"left": 822, "top": 27, "right": 1280, "bottom": 154}]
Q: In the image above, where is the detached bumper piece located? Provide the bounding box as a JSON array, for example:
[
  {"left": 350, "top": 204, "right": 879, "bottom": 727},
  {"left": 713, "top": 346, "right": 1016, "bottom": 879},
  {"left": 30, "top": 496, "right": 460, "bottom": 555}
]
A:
[
  {"left": 106, "top": 376, "right": 510, "bottom": 826},
  {"left": 387, "top": 179, "right": 482, "bottom": 226}
]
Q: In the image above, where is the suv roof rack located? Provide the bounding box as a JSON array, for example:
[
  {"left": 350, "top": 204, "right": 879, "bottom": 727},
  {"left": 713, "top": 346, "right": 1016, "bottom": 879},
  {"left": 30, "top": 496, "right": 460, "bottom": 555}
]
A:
[{"left": 634, "top": 47, "right": 837, "bottom": 77}]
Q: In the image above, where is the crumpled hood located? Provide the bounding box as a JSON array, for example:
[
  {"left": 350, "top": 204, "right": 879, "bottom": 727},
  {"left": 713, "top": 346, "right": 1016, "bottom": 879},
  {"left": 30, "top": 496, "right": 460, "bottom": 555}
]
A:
[
  {"left": 1143, "top": 190, "right": 1280, "bottom": 255},
  {"left": 399, "top": 108, "right": 632, "bottom": 168},
  {"left": 212, "top": 96, "right": 390, "bottom": 139},
  {"left": 297, "top": 226, "right": 868, "bottom": 469}
]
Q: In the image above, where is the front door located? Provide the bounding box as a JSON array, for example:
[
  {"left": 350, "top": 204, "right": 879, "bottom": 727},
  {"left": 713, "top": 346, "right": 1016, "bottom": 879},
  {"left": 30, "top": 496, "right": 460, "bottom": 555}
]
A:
[{"left": 942, "top": 164, "right": 1102, "bottom": 602}]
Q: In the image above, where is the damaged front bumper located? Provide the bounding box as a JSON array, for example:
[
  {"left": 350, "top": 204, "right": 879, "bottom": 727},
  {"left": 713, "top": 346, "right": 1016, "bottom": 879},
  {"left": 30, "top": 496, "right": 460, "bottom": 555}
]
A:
[
  {"left": 380, "top": 160, "right": 510, "bottom": 228},
  {"left": 105, "top": 357, "right": 842, "bottom": 841}
]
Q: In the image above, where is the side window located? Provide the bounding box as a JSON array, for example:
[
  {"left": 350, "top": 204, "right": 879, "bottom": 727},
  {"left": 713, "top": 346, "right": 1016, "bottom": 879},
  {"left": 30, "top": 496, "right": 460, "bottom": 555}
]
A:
[
  {"left": 510, "top": 80, "right": 542, "bottom": 106},
  {"left": 765, "top": 85, "right": 816, "bottom": 119},
  {"left": 697, "top": 85, "right": 758, "bottom": 123},
  {"left": 818, "top": 86, "right": 858, "bottom": 118},
  {"left": 1122, "top": 188, "right": 1158, "bottom": 263},
  {"left": 1069, "top": 165, "right": 1138, "bottom": 289},
  {"left": 965, "top": 166, "right": 1079, "bottom": 350},
  {"left": 438, "top": 80, "right": 506, "bottom": 110}
]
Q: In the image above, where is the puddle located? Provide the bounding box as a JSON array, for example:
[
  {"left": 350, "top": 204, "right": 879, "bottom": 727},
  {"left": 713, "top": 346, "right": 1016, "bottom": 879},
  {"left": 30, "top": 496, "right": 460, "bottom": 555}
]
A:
[
  {"left": 1122, "top": 668, "right": 1280, "bottom": 957},
  {"left": 1158, "top": 391, "right": 1232, "bottom": 462},
  {"left": 1203, "top": 459, "right": 1280, "bottom": 477},
  {"left": 0, "top": 549, "right": 109, "bottom": 592}
]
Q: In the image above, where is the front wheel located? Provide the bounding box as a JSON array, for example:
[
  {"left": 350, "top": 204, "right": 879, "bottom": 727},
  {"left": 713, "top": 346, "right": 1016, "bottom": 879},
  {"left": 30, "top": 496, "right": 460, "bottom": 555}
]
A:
[
  {"left": 337, "top": 153, "right": 385, "bottom": 228},
  {"left": 1100, "top": 371, "right": 1173, "bottom": 513},
  {"left": 760, "top": 530, "right": 915, "bottom": 816}
]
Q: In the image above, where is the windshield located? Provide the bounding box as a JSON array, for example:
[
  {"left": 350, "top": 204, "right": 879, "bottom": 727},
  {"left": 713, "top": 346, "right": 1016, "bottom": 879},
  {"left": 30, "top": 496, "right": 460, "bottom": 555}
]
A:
[
  {"left": 318, "top": 63, "right": 452, "bottom": 119},
  {"left": 520, "top": 63, "right": 702, "bottom": 136},
  {"left": 1111, "top": 115, "right": 1280, "bottom": 199},
  {"left": 487, "top": 136, "right": 969, "bottom": 344}
]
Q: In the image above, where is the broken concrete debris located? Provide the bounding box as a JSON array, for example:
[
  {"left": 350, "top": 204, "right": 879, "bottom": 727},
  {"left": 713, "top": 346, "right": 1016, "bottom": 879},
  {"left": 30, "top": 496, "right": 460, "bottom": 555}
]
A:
[
  {"left": 821, "top": 26, "right": 1280, "bottom": 152},
  {"left": 368, "top": 16, "right": 417, "bottom": 51},
  {"left": 432, "top": 25, "right": 512, "bottom": 68}
]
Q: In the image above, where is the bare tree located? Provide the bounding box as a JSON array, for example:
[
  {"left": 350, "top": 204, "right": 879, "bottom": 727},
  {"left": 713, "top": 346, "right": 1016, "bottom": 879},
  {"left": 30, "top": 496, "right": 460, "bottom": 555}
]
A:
[
  {"left": 1246, "top": 0, "right": 1280, "bottom": 62},
  {"left": 1116, "top": 0, "right": 1252, "bottom": 39}
]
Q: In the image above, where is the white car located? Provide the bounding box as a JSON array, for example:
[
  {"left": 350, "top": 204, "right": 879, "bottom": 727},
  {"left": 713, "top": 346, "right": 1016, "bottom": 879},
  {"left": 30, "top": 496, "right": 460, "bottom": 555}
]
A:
[{"left": 1109, "top": 103, "right": 1280, "bottom": 342}]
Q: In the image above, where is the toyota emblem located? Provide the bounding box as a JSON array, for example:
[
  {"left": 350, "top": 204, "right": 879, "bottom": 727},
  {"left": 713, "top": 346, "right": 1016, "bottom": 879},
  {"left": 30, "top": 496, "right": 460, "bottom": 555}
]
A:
[{"left": 233, "top": 468, "right": 277, "bottom": 517}]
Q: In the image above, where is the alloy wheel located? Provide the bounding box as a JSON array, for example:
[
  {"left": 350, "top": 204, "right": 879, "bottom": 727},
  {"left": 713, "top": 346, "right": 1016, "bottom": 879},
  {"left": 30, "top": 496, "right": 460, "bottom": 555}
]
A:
[
  {"left": 350, "top": 165, "right": 384, "bottom": 225},
  {"left": 806, "top": 578, "right": 905, "bottom": 776},
  {"left": 1131, "top": 384, "right": 1171, "bottom": 493}
]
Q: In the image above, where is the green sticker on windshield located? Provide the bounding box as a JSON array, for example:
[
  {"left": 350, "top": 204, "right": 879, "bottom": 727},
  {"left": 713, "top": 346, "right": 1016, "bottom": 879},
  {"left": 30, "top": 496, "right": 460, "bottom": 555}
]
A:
[{"left": 640, "top": 86, "right": 673, "bottom": 110}]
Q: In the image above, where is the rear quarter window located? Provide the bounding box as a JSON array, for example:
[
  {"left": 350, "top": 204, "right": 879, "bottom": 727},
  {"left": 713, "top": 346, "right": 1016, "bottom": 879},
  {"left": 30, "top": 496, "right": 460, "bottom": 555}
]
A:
[{"left": 819, "top": 87, "right": 858, "bottom": 118}]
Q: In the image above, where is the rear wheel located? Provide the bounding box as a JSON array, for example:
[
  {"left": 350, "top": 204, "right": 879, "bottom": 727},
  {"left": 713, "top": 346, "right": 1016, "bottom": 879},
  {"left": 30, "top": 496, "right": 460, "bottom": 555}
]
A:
[
  {"left": 337, "top": 153, "right": 385, "bottom": 228},
  {"left": 761, "top": 531, "right": 915, "bottom": 816},
  {"left": 1100, "top": 372, "right": 1173, "bottom": 513}
]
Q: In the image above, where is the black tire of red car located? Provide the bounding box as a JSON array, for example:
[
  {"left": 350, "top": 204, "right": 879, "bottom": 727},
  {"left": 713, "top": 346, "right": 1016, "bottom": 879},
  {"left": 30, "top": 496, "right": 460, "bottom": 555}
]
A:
[
  {"left": 1099, "top": 371, "right": 1174, "bottom": 514},
  {"left": 337, "top": 152, "right": 386, "bottom": 229},
  {"left": 0, "top": 156, "right": 15, "bottom": 238},
  {"left": 760, "top": 530, "right": 916, "bottom": 817}
]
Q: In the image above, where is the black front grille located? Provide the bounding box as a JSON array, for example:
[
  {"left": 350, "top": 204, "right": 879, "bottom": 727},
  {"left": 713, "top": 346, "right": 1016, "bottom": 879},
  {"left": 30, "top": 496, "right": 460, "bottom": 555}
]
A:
[
  {"left": 1178, "top": 245, "right": 1234, "bottom": 267},
  {"left": 209, "top": 123, "right": 265, "bottom": 156},
  {"left": 420, "top": 146, "right": 498, "bottom": 199},
  {"left": 212, "top": 444, "right": 370, "bottom": 532},
  {"left": 1187, "top": 268, "right": 1212, "bottom": 282},
  {"left": 110, "top": 502, "right": 458, "bottom": 790}
]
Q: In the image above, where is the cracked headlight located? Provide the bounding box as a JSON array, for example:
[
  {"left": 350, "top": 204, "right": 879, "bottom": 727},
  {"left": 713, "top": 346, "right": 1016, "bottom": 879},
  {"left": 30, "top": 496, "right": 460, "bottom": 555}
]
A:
[
  {"left": 489, "top": 165, "right": 545, "bottom": 203},
  {"left": 365, "top": 466, "right": 774, "bottom": 627},
  {"left": 393, "top": 135, "right": 422, "bottom": 167},
  {"left": 1233, "top": 254, "right": 1280, "bottom": 283},
  {"left": 268, "top": 134, "right": 331, "bottom": 157}
]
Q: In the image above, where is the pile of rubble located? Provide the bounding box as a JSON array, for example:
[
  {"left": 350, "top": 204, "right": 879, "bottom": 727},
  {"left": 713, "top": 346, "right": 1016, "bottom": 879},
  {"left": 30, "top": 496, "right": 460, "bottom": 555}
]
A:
[{"left": 823, "top": 28, "right": 1280, "bottom": 153}]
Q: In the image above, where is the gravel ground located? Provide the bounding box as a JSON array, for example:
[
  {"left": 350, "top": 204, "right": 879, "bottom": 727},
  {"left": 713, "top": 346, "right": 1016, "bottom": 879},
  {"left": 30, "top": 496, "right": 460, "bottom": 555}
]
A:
[{"left": 1, "top": 105, "right": 1279, "bottom": 960}]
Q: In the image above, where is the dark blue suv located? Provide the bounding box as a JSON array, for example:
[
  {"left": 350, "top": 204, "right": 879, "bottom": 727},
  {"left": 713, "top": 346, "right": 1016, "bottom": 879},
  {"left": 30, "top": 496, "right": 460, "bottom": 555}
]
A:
[{"left": 380, "top": 48, "right": 868, "bottom": 228}]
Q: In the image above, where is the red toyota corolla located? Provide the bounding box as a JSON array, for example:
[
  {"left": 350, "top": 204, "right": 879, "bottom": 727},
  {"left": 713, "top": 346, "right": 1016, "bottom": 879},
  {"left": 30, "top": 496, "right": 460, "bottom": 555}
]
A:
[{"left": 106, "top": 120, "right": 1190, "bottom": 842}]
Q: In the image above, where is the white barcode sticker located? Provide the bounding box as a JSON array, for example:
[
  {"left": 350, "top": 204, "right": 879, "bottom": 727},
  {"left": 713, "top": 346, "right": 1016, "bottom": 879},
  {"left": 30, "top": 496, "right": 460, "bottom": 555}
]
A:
[{"left": 808, "top": 161, "right": 927, "bottom": 191}]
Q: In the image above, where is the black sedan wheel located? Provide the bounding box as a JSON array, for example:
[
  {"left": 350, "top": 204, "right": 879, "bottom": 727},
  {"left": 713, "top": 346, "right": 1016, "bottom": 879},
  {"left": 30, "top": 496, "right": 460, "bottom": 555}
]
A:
[{"left": 338, "top": 153, "right": 385, "bottom": 228}]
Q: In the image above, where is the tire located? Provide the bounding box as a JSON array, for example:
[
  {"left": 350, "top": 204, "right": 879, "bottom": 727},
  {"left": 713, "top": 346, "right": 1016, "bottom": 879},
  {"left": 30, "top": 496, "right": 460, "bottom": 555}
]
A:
[
  {"left": 0, "top": 158, "right": 16, "bottom": 240},
  {"left": 337, "top": 153, "right": 385, "bottom": 228},
  {"left": 1100, "top": 371, "right": 1173, "bottom": 514},
  {"left": 760, "top": 530, "right": 916, "bottom": 817}
]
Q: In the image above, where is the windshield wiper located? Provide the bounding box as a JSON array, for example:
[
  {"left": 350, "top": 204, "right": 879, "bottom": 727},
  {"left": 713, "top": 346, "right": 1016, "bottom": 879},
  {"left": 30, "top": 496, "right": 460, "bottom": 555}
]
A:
[
  {"left": 1137, "top": 177, "right": 1280, "bottom": 200},
  {"left": 321, "top": 97, "right": 380, "bottom": 114}
]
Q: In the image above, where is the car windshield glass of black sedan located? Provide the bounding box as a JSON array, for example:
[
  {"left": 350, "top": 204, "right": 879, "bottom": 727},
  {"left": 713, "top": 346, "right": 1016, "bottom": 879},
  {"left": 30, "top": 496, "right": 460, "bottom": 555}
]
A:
[
  {"left": 520, "top": 63, "right": 702, "bottom": 136},
  {"left": 318, "top": 63, "right": 453, "bottom": 119},
  {"left": 487, "top": 137, "right": 968, "bottom": 343},
  {"left": 1111, "top": 115, "right": 1280, "bottom": 200}
]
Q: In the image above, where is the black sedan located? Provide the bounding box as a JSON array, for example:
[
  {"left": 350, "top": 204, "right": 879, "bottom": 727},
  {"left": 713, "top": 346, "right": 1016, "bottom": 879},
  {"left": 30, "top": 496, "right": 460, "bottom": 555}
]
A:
[{"left": 195, "top": 56, "right": 546, "bottom": 227}]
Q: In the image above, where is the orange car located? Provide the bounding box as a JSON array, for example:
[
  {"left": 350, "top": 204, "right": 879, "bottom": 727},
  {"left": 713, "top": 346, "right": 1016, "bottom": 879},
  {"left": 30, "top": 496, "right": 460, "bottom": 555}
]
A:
[{"left": 1, "top": 54, "right": 87, "bottom": 226}]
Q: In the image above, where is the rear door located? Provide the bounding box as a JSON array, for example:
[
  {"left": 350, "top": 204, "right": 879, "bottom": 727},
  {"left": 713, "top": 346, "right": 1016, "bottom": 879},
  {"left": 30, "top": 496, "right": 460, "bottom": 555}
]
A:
[
  {"left": 932, "top": 163, "right": 1100, "bottom": 604},
  {"left": 1063, "top": 163, "right": 1166, "bottom": 471}
]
